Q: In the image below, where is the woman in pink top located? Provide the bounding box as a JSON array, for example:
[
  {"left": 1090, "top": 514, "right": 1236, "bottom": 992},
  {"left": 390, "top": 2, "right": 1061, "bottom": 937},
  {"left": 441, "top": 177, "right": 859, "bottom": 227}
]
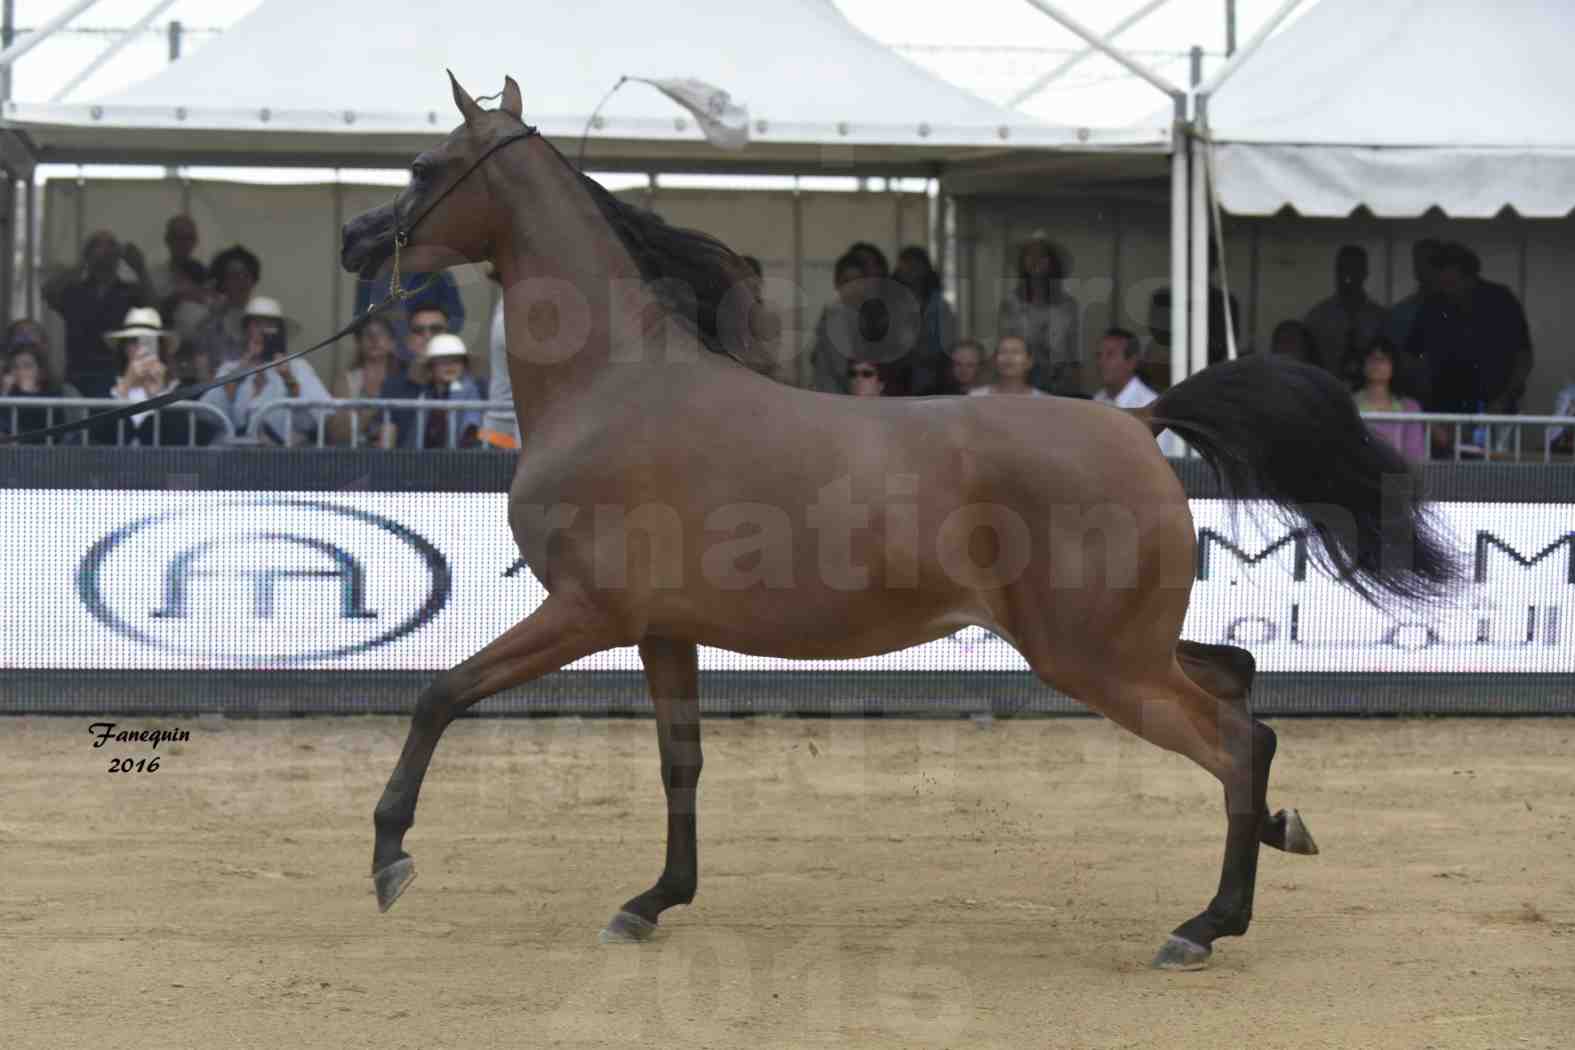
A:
[{"left": 1353, "top": 340, "right": 1428, "bottom": 462}]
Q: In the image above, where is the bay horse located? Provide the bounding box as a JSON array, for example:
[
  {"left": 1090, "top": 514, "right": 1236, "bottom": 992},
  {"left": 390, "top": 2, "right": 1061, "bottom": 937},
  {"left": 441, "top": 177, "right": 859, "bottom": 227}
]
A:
[{"left": 339, "top": 74, "right": 1458, "bottom": 970}]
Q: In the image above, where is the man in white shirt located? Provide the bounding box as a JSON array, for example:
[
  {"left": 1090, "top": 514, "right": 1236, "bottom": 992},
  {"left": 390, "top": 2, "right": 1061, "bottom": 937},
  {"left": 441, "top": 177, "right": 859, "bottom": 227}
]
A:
[
  {"left": 477, "top": 265, "right": 520, "bottom": 450},
  {"left": 1092, "top": 327, "right": 1185, "bottom": 458}
]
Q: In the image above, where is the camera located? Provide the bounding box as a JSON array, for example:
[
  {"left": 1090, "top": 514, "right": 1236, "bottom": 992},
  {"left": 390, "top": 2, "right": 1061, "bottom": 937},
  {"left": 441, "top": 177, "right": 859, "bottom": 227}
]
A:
[{"left": 262, "top": 328, "right": 288, "bottom": 362}]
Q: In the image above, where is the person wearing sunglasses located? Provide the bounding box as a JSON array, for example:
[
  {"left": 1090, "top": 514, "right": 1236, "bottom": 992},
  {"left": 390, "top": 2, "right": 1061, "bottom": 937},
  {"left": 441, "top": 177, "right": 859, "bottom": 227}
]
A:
[
  {"left": 403, "top": 304, "right": 451, "bottom": 364},
  {"left": 848, "top": 360, "right": 887, "bottom": 398}
]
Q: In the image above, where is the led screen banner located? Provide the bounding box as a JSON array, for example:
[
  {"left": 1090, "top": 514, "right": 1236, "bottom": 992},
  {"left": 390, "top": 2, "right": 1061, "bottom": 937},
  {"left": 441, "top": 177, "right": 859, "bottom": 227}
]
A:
[{"left": 0, "top": 491, "right": 1569, "bottom": 674}]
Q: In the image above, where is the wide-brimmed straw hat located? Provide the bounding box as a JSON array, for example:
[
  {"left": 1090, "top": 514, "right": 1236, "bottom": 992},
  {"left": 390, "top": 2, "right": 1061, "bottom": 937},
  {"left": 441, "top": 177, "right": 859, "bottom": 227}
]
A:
[
  {"left": 103, "top": 306, "right": 179, "bottom": 352},
  {"left": 242, "top": 295, "right": 302, "bottom": 335},
  {"left": 410, "top": 332, "right": 473, "bottom": 383}
]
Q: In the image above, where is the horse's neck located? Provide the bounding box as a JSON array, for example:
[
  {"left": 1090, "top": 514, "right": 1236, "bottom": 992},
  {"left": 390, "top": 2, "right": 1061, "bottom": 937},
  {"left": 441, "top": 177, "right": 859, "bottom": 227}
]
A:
[{"left": 492, "top": 140, "right": 674, "bottom": 438}]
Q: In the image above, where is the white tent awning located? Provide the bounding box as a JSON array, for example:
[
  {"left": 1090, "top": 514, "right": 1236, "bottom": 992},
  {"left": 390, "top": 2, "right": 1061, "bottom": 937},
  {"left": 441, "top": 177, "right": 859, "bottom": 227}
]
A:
[
  {"left": 2, "top": 0, "right": 1169, "bottom": 169},
  {"left": 1204, "top": 0, "right": 1575, "bottom": 218}
]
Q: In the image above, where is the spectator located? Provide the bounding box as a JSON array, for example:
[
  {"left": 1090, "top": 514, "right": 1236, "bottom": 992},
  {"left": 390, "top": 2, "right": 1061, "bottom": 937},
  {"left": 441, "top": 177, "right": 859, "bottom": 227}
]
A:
[
  {"left": 937, "top": 338, "right": 984, "bottom": 395},
  {"left": 330, "top": 313, "right": 412, "bottom": 448},
  {"left": 848, "top": 241, "right": 889, "bottom": 280},
  {"left": 892, "top": 245, "right": 957, "bottom": 397},
  {"left": 1148, "top": 240, "right": 1241, "bottom": 369},
  {"left": 997, "top": 233, "right": 1081, "bottom": 395},
  {"left": 1091, "top": 327, "right": 1184, "bottom": 457},
  {"left": 848, "top": 360, "right": 887, "bottom": 398},
  {"left": 810, "top": 251, "right": 874, "bottom": 394},
  {"left": 1092, "top": 328, "right": 1157, "bottom": 407},
  {"left": 1304, "top": 245, "right": 1386, "bottom": 383},
  {"left": 1, "top": 325, "right": 85, "bottom": 444},
  {"left": 476, "top": 264, "right": 520, "bottom": 450},
  {"left": 1382, "top": 238, "right": 1444, "bottom": 350},
  {"left": 405, "top": 303, "right": 452, "bottom": 364},
  {"left": 1269, "top": 319, "right": 1320, "bottom": 365},
  {"left": 1406, "top": 242, "right": 1534, "bottom": 456},
  {"left": 202, "top": 296, "right": 331, "bottom": 445},
  {"left": 969, "top": 334, "right": 1048, "bottom": 398},
  {"left": 354, "top": 268, "right": 466, "bottom": 353},
  {"left": 161, "top": 257, "right": 214, "bottom": 355},
  {"left": 847, "top": 241, "right": 904, "bottom": 392},
  {"left": 193, "top": 244, "right": 262, "bottom": 377},
  {"left": 103, "top": 307, "right": 214, "bottom": 446},
  {"left": 1352, "top": 338, "right": 1427, "bottom": 462},
  {"left": 1549, "top": 376, "right": 1575, "bottom": 455},
  {"left": 149, "top": 215, "right": 202, "bottom": 303},
  {"left": 402, "top": 333, "right": 485, "bottom": 449},
  {"left": 42, "top": 229, "right": 152, "bottom": 397}
]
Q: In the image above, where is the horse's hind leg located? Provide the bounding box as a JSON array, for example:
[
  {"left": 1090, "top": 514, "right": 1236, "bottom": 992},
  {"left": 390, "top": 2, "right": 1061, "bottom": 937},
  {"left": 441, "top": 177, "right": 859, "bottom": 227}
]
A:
[
  {"left": 371, "top": 592, "right": 622, "bottom": 912},
  {"left": 600, "top": 638, "right": 703, "bottom": 944},
  {"left": 1040, "top": 655, "right": 1274, "bottom": 971},
  {"left": 1176, "top": 641, "right": 1317, "bottom": 856}
]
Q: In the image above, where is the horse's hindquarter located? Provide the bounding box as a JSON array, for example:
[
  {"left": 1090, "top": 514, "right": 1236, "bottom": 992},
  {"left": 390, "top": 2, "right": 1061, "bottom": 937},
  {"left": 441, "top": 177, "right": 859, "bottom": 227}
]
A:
[{"left": 507, "top": 372, "right": 1190, "bottom": 659}]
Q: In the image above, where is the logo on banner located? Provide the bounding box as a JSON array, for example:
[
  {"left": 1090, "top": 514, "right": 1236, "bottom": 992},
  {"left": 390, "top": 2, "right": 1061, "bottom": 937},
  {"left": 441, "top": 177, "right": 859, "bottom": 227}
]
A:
[{"left": 77, "top": 499, "right": 450, "bottom": 663}]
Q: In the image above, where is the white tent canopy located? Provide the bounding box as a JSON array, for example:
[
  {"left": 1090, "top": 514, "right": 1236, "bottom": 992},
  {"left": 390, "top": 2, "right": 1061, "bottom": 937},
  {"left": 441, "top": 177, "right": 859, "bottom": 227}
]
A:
[
  {"left": 1204, "top": 0, "right": 1575, "bottom": 219},
  {"left": 1, "top": 0, "right": 1168, "bottom": 172}
]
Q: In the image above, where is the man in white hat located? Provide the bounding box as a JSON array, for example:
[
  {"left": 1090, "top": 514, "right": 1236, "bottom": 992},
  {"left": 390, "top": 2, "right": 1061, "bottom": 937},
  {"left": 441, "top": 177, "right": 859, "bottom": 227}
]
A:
[
  {"left": 403, "top": 332, "right": 485, "bottom": 449},
  {"left": 201, "top": 295, "right": 331, "bottom": 444}
]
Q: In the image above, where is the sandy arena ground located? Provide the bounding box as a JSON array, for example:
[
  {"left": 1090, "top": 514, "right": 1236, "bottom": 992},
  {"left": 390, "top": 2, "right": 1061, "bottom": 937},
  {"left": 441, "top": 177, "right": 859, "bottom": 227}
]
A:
[{"left": 2, "top": 714, "right": 1572, "bottom": 1049}]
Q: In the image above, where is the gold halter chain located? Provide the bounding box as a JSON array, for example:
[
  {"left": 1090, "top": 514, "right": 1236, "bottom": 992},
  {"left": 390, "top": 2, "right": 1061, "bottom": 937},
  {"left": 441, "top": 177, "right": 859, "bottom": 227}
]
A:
[{"left": 388, "top": 229, "right": 435, "bottom": 304}]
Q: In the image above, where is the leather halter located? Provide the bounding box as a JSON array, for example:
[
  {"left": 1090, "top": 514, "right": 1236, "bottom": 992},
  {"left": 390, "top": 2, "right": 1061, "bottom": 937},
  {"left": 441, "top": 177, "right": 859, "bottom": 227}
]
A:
[{"left": 388, "top": 122, "right": 539, "bottom": 302}]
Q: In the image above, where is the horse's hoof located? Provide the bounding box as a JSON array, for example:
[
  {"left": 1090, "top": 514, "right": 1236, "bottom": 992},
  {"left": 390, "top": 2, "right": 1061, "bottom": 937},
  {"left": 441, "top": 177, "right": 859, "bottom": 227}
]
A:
[
  {"left": 372, "top": 856, "right": 416, "bottom": 913},
  {"left": 1280, "top": 808, "right": 1319, "bottom": 855},
  {"left": 598, "top": 910, "right": 657, "bottom": 944},
  {"left": 1151, "top": 935, "right": 1212, "bottom": 971}
]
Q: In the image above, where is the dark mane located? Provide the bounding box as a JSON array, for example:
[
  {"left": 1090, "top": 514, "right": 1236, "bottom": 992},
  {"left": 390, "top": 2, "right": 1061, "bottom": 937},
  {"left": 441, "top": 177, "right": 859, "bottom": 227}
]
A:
[{"left": 539, "top": 137, "right": 774, "bottom": 373}]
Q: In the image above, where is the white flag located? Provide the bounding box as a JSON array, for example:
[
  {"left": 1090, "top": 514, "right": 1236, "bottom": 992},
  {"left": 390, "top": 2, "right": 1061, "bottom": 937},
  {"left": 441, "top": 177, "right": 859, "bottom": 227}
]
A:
[{"left": 632, "top": 77, "right": 750, "bottom": 150}]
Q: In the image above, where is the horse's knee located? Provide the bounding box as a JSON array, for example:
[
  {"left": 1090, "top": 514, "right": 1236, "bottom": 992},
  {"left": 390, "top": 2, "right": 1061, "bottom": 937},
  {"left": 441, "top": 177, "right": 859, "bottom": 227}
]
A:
[{"left": 413, "top": 671, "right": 465, "bottom": 728}]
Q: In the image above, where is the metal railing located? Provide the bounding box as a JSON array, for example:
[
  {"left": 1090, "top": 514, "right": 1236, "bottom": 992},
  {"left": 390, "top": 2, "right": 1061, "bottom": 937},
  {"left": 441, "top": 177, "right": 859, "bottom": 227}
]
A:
[
  {"left": 1359, "top": 411, "right": 1575, "bottom": 462},
  {"left": 3, "top": 396, "right": 1574, "bottom": 461},
  {"left": 247, "top": 397, "right": 511, "bottom": 449},
  {"left": 0, "top": 396, "right": 235, "bottom": 446}
]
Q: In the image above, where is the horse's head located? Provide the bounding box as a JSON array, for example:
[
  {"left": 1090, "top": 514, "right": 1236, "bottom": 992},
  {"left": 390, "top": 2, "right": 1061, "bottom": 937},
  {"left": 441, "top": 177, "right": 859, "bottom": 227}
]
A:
[{"left": 340, "top": 72, "right": 528, "bottom": 282}]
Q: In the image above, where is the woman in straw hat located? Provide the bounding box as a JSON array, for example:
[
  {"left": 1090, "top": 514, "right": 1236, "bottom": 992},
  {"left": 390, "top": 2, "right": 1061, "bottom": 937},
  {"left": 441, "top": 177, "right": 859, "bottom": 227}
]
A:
[
  {"left": 200, "top": 295, "right": 330, "bottom": 445},
  {"left": 401, "top": 332, "right": 485, "bottom": 449},
  {"left": 102, "top": 306, "right": 213, "bottom": 445}
]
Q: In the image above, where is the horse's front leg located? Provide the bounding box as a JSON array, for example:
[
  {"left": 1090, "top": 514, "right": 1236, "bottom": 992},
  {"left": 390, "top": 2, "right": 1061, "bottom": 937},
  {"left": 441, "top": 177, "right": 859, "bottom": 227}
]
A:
[
  {"left": 600, "top": 637, "right": 702, "bottom": 943},
  {"left": 371, "top": 590, "right": 620, "bottom": 912}
]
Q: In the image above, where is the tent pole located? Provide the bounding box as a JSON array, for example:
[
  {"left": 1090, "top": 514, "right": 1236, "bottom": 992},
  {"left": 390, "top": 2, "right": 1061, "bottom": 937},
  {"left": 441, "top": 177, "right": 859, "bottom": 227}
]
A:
[
  {"left": 1189, "top": 98, "right": 1209, "bottom": 378},
  {"left": 1018, "top": 0, "right": 1183, "bottom": 98},
  {"left": 50, "top": 0, "right": 181, "bottom": 103},
  {"left": 0, "top": 0, "right": 105, "bottom": 74},
  {"left": 1197, "top": 0, "right": 1305, "bottom": 97},
  {"left": 1007, "top": 0, "right": 1175, "bottom": 107},
  {"left": 24, "top": 168, "right": 34, "bottom": 319},
  {"left": 1169, "top": 96, "right": 1189, "bottom": 390},
  {"left": 1, "top": 0, "right": 14, "bottom": 103},
  {"left": 0, "top": 177, "right": 12, "bottom": 326}
]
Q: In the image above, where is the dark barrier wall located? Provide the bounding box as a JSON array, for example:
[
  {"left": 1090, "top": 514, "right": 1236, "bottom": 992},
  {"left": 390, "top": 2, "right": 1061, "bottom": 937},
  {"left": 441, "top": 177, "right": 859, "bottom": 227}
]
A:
[{"left": 2, "top": 448, "right": 1572, "bottom": 716}]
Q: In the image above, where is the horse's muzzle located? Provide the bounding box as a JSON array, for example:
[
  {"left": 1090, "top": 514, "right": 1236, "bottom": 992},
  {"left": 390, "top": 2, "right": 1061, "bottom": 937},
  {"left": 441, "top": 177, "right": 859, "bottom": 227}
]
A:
[{"left": 341, "top": 204, "right": 397, "bottom": 279}]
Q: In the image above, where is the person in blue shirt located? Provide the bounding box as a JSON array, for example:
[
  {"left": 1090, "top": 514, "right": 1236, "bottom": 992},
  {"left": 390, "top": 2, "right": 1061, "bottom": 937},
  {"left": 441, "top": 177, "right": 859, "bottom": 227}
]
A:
[{"left": 353, "top": 269, "right": 466, "bottom": 357}]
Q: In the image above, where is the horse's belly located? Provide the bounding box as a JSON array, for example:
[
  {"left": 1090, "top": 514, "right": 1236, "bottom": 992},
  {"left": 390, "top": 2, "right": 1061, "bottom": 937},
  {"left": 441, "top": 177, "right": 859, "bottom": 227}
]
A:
[{"left": 650, "top": 589, "right": 984, "bottom": 660}]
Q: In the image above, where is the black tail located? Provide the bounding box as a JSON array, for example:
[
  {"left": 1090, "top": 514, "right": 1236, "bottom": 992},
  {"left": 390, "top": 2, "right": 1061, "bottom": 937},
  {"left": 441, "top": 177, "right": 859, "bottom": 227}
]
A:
[{"left": 1149, "top": 354, "right": 1462, "bottom": 607}]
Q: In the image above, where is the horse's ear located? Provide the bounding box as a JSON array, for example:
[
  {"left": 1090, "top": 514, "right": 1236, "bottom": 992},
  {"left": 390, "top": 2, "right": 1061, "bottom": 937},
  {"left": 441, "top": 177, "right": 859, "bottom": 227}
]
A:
[
  {"left": 501, "top": 76, "right": 523, "bottom": 119},
  {"left": 448, "top": 69, "right": 484, "bottom": 126}
]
